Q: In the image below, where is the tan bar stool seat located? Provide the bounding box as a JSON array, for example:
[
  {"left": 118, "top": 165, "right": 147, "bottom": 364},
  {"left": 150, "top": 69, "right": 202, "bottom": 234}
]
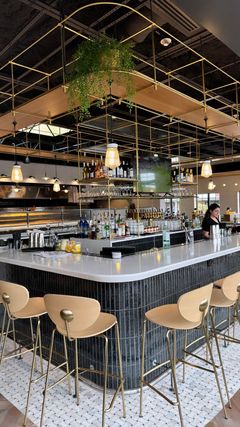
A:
[
  {"left": 140, "top": 283, "right": 231, "bottom": 427},
  {"left": 0, "top": 280, "right": 46, "bottom": 367},
  {"left": 56, "top": 311, "right": 117, "bottom": 338},
  {"left": 13, "top": 297, "right": 46, "bottom": 319},
  {"left": 209, "top": 272, "right": 240, "bottom": 346},
  {"left": 146, "top": 305, "right": 201, "bottom": 330},
  {"left": 211, "top": 272, "right": 240, "bottom": 308},
  {"left": 24, "top": 294, "right": 126, "bottom": 427}
]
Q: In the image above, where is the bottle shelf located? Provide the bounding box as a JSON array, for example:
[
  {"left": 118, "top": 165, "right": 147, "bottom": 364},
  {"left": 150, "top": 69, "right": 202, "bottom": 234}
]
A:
[
  {"left": 79, "top": 177, "right": 137, "bottom": 185},
  {"left": 172, "top": 181, "right": 197, "bottom": 186}
]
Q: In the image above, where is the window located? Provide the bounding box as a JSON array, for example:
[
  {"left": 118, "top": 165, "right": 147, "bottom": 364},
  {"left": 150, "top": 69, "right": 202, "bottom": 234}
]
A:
[{"left": 194, "top": 193, "right": 220, "bottom": 213}]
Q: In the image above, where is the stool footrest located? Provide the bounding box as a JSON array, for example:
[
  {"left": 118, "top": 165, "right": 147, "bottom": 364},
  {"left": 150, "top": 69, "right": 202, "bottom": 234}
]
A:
[
  {"left": 183, "top": 350, "right": 220, "bottom": 369},
  {"left": 141, "top": 380, "right": 178, "bottom": 406}
]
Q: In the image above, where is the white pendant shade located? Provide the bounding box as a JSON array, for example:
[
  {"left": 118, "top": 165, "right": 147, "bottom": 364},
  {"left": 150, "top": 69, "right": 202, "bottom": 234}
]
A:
[
  {"left": 201, "top": 160, "right": 212, "bottom": 178},
  {"left": 11, "top": 163, "right": 23, "bottom": 182},
  {"left": 208, "top": 179, "right": 216, "bottom": 190},
  {"left": 53, "top": 179, "right": 61, "bottom": 192},
  {"left": 105, "top": 143, "right": 120, "bottom": 169}
]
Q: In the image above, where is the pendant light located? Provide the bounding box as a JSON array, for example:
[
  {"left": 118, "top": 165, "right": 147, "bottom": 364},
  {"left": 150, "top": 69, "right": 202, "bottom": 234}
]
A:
[
  {"left": 208, "top": 179, "right": 216, "bottom": 190},
  {"left": 201, "top": 160, "right": 212, "bottom": 178},
  {"left": 53, "top": 178, "right": 61, "bottom": 192},
  {"left": 53, "top": 154, "right": 61, "bottom": 192},
  {"left": 104, "top": 81, "right": 120, "bottom": 170},
  {"left": 11, "top": 120, "right": 23, "bottom": 183}
]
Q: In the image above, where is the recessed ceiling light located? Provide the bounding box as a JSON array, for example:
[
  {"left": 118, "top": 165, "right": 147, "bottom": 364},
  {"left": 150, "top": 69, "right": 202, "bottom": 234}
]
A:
[
  {"left": 235, "top": 183, "right": 238, "bottom": 186},
  {"left": 223, "top": 183, "right": 226, "bottom": 187},
  {"left": 153, "top": 153, "right": 159, "bottom": 157},
  {"left": 160, "top": 37, "right": 172, "bottom": 47}
]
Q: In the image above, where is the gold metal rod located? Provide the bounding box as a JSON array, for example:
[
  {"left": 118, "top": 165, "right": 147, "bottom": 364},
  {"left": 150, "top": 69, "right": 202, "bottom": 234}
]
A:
[
  {"left": 9, "top": 61, "right": 51, "bottom": 76},
  {"left": 205, "top": 81, "right": 236, "bottom": 93},
  {"left": 15, "top": 75, "right": 49, "bottom": 97},
  {"left": 166, "top": 59, "right": 203, "bottom": 75},
  {"left": 122, "top": 24, "right": 155, "bottom": 43},
  {"left": 64, "top": 25, "right": 90, "bottom": 40}
]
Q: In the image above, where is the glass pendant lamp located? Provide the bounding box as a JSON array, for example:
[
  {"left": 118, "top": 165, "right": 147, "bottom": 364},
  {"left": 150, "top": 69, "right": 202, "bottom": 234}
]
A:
[
  {"left": 201, "top": 160, "right": 212, "bottom": 178},
  {"left": 11, "top": 121, "right": 23, "bottom": 183}
]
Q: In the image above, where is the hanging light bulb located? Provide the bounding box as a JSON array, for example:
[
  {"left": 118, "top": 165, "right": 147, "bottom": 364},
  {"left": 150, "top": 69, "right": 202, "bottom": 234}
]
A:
[
  {"left": 105, "top": 143, "right": 120, "bottom": 169},
  {"left": 11, "top": 121, "right": 23, "bottom": 183},
  {"left": 208, "top": 179, "right": 216, "bottom": 190},
  {"left": 104, "top": 82, "right": 120, "bottom": 170},
  {"left": 52, "top": 154, "right": 60, "bottom": 191},
  {"left": 53, "top": 178, "right": 60, "bottom": 192},
  {"left": 43, "top": 172, "right": 50, "bottom": 181},
  {"left": 201, "top": 160, "right": 212, "bottom": 178},
  {"left": 63, "top": 186, "right": 69, "bottom": 194},
  {"left": 11, "top": 163, "right": 23, "bottom": 183}
]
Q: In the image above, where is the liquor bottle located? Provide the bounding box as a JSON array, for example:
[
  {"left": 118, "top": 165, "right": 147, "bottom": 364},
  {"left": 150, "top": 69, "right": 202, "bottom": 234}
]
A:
[
  {"left": 83, "top": 217, "right": 89, "bottom": 238},
  {"left": 90, "top": 160, "right": 95, "bottom": 178},
  {"left": 95, "top": 161, "right": 100, "bottom": 179},
  {"left": 162, "top": 221, "right": 170, "bottom": 249},
  {"left": 189, "top": 169, "right": 194, "bottom": 183},
  {"left": 99, "top": 156, "right": 104, "bottom": 178},
  {"left": 122, "top": 160, "right": 127, "bottom": 178},
  {"left": 172, "top": 169, "right": 176, "bottom": 183},
  {"left": 180, "top": 167, "right": 185, "bottom": 182},
  {"left": 118, "top": 161, "right": 123, "bottom": 178},
  {"left": 185, "top": 169, "right": 189, "bottom": 182},
  {"left": 82, "top": 162, "right": 86, "bottom": 180},
  {"left": 79, "top": 218, "right": 84, "bottom": 238},
  {"left": 86, "top": 163, "right": 90, "bottom": 179},
  {"left": 128, "top": 159, "right": 134, "bottom": 178}
]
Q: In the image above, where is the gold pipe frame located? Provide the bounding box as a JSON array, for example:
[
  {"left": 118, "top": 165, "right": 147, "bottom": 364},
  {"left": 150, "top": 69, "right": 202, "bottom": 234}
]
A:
[{"left": 9, "top": 61, "right": 51, "bottom": 76}]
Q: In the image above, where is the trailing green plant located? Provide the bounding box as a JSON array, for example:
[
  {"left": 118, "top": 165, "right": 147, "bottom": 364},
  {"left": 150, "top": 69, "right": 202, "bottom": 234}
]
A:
[{"left": 67, "top": 37, "right": 135, "bottom": 120}]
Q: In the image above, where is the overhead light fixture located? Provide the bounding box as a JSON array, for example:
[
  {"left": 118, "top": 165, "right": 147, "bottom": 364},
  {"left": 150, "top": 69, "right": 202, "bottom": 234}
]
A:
[
  {"left": 235, "top": 183, "right": 238, "bottom": 186},
  {"left": 53, "top": 178, "right": 60, "bottom": 192},
  {"left": 105, "top": 143, "right": 120, "bottom": 169},
  {"left": 11, "top": 163, "right": 23, "bottom": 183},
  {"left": 11, "top": 120, "right": 23, "bottom": 183},
  {"left": 201, "top": 160, "right": 212, "bottom": 178},
  {"left": 52, "top": 155, "right": 60, "bottom": 192},
  {"left": 24, "top": 155, "right": 30, "bottom": 164},
  {"left": 63, "top": 186, "right": 69, "bottom": 194},
  {"left": 208, "top": 179, "right": 216, "bottom": 190},
  {"left": 153, "top": 153, "right": 159, "bottom": 157},
  {"left": 43, "top": 172, "right": 50, "bottom": 181},
  {"left": 72, "top": 178, "right": 80, "bottom": 185},
  {"left": 160, "top": 37, "right": 172, "bottom": 47},
  {"left": 13, "top": 185, "right": 21, "bottom": 193},
  {"left": 104, "top": 81, "right": 121, "bottom": 170}
]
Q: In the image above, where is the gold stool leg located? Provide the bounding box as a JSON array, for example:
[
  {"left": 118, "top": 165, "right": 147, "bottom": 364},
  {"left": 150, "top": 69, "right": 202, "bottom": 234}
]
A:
[
  {"left": 63, "top": 335, "right": 71, "bottom": 395},
  {"left": 40, "top": 328, "right": 56, "bottom": 427},
  {"left": 166, "top": 329, "right": 184, "bottom": 427},
  {"left": 115, "top": 323, "right": 126, "bottom": 418},
  {"left": 23, "top": 319, "right": 40, "bottom": 426},
  {"left": 209, "top": 310, "right": 231, "bottom": 409},
  {"left": 37, "top": 318, "right": 44, "bottom": 375},
  {"left": 0, "top": 307, "right": 6, "bottom": 347},
  {"left": 75, "top": 338, "right": 80, "bottom": 405},
  {"left": 0, "top": 317, "right": 10, "bottom": 366},
  {"left": 202, "top": 320, "right": 228, "bottom": 419},
  {"left": 139, "top": 318, "right": 147, "bottom": 417},
  {"left": 102, "top": 334, "right": 108, "bottom": 427},
  {"left": 182, "top": 330, "right": 187, "bottom": 383}
]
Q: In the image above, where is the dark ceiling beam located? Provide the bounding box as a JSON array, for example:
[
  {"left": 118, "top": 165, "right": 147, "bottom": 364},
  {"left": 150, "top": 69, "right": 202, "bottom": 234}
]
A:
[{"left": 0, "top": 8, "right": 45, "bottom": 61}]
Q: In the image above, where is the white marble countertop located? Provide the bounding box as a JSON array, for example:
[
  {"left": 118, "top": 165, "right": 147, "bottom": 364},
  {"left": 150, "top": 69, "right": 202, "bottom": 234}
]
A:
[{"left": 0, "top": 234, "right": 239, "bottom": 283}]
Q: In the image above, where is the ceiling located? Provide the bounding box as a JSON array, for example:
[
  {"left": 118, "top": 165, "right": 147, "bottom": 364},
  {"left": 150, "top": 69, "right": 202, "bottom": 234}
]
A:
[{"left": 0, "top": 0, "right": 240, "bottom": 172}]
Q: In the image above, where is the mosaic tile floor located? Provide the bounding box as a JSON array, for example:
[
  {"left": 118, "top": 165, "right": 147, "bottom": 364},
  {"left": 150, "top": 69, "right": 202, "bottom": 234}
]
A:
[{"left": 0, "top": 328, "right": 240, "bottom": 427}]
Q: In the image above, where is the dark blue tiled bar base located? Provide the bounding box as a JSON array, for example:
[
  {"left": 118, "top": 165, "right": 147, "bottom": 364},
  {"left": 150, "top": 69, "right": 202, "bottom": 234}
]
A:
[{"left": 0, "top": 250, "right": 239, "bottom": 390}]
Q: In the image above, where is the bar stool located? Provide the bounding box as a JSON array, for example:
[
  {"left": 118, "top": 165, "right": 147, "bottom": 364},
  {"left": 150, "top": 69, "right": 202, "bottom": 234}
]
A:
[
  {"left": 0, "top": 280, "right": 46, "bottom": 368},
  {"left": 24, "top": 294, "right": 126, "bottom": 427},
  {"left": 210, "top": 272, "right": 240, "bottom": 346},
  {"left": 140, "top": 284, "right": 230, "bottom": 427}
]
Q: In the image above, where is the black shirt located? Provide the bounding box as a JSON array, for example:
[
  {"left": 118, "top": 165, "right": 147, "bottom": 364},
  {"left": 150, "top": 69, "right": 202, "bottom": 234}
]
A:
[{"left": 202, "top": 217, "right": 220, "bottom": 233}]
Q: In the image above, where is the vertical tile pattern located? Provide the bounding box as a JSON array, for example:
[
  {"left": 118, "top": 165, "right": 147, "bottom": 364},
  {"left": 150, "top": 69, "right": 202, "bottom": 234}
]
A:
[{"left": 0, "top": 250, "right": 239, "bottom": 390}]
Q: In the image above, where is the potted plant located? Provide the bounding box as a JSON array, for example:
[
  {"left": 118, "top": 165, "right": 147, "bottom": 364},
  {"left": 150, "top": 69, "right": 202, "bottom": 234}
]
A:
[{"left": 67, "top": 37, "right": 135, "bottom": 120}]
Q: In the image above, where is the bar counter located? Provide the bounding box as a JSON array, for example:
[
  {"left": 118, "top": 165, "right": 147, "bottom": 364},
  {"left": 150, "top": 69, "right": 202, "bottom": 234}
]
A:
[{"left": 0, "top": 235, "right": 239, "bottom": 389}]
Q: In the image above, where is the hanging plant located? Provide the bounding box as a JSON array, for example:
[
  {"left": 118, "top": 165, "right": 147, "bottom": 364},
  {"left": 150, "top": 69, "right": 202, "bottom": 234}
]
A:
[{"left": 67, "top": 37, "right": 135, "bottom": 120}]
